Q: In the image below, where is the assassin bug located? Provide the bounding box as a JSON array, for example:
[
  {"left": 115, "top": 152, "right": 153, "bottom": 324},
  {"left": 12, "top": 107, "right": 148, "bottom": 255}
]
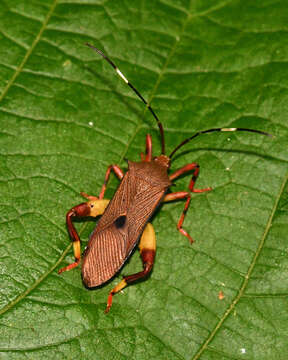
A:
[{"left": 58, "top": 43, "right": 272, "bottom": 313}]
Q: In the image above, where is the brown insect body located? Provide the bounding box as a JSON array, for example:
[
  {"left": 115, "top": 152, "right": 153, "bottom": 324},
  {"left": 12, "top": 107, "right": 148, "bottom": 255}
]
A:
[
  {"left": 82, "top": 157, "right": 171, "bottom": 287},
  {"left": 58, "top": 43, "right": 271, "bottom": 312}
]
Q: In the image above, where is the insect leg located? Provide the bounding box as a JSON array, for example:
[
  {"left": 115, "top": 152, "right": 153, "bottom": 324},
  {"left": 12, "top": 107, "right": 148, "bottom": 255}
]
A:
[
  {"left": 165, "top": 163, "right": 211, "bottom": 243},
  {"left": 81, "top": 164, "right": 124, "bottom": 200},
  {"left": 105, "top": 223, "right": 156, "bottom": 313},
  {"left": 169, "top": 163, "right": 212, "bottom": 193},
  {"left": 163, "top": 191, "right": 194, "bottom": 243},
  {"left": 140, "top": 134, "right": 153, "bottom": 162},
  {"left": 98, "top": 165, "right": 124, "bottom": 199},
  {"left": 80, "top": 192, "right": 99, "bottom": 201},
  {"left": 59, "top": 164, "right": 123, "bottom": 274},
  {"left": 58, "top": 198, "right": 110, "bottom": 274}
]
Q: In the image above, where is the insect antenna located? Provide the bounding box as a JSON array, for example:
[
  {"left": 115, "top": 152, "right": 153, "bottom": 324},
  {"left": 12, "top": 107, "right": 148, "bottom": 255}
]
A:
[
  {"left": 169, "top": 127, "right": 273, "bottom": 159},
  {"left": 86, "top": 43, "right": 166, "bottom": 155}
]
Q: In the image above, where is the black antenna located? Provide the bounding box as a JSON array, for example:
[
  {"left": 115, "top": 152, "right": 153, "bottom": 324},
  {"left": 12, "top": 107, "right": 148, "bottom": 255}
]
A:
[
  {"left": 169, "top": 127, "right": 273, "bottom": 159},
  {"left": 86, "top": 43, "right": 166, "bottom": 155}
]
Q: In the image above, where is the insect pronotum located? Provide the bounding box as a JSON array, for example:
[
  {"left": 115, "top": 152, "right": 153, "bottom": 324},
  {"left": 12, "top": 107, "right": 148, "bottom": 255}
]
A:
[{"left": 58, "top": 43, "right": 272, "bottom": 313}]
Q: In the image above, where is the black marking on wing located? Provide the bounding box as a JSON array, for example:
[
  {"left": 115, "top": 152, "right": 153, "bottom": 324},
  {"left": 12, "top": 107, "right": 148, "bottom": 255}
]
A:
[{"left": 115, "top": 215, "right": 126, "bottom": 228}]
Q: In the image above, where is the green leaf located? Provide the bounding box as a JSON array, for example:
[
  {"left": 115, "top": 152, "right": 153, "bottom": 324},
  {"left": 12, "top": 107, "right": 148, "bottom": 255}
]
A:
[{"left": 0, "top": 0, "right": 287, "bottom": 359}]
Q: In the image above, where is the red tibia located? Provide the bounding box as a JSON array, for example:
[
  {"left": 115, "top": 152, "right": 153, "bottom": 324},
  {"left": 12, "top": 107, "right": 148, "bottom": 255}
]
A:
[
  {"left": 169, "top": 163, "right": 212, "bottom": 193},
  {"left": 105, "top": 262, "right": 154, "bottom": 313},
  {"left": 105, "top": 293, "right": 113, "bottom": 313},
  {"left": 164, "top": 192, "right": 189, "bottom": 201},
  {"left": 164, "top": 191, "right": 194, "bottom": 243},
  {"left": 192, "top": 187, "right": 212, "bottom": 193},
  {"left": 178, "top": 228, "right": 193, "bottom": 243},
  {"left": 105, "top": 251, "right": 155, "bottom": 313},
  {"left": 166, "top": 162, "right": 212, "bottom": 243},
  {"left": 145, "top": 134, "right": 152, "bottom": 162},
  {"left": 80, "top": 192, "right": 99, "bottom": 201},
  {"left": 125, "top": 262, "right": 154, "bottom": 284},
  {"left": 169, "top": 163, "right": 199, "bottom": 181},
  {"left": 177, "top": 194, "right": 193, "bottom": 243},
  {"left": 98, "top": 165, "right": 124, "bottom": 199},
  {"left": 58, "top": 258, "right": 80, "bottom": 274}
]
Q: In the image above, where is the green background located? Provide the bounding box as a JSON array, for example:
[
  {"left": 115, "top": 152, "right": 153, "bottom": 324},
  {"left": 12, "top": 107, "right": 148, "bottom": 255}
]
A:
[{"left": 0, "top": 0, "right": 287, "bottom": 359}]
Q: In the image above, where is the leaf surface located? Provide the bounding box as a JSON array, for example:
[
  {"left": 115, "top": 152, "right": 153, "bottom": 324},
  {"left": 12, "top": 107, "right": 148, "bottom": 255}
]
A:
[{"left": 0, "top": 1, "right": 287, "bottom": 359}]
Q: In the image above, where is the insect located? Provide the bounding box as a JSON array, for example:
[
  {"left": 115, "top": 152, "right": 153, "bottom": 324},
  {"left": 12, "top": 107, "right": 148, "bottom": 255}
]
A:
[{"left": 58, "top": 43, "right": 271, "bottom": 313}]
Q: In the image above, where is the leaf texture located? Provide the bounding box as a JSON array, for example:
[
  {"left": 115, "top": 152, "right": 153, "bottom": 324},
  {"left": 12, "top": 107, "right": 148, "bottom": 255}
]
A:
[{"left": 0, "top": 0, "right": 287, "bottom": 359}]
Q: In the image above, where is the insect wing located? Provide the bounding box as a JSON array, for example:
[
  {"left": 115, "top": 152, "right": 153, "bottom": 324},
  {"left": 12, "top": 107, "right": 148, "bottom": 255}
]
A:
[
  {"left": 82, "top": 174, "right": 132, "bottom": 287},
  {"left": 81, "top": 169, "right": 166, "bottom": 288},
  {"left": 82, "top": 221, "right": 128, "bottom": 288},
  {"left": 124, "top": 182, "right": 164, "bottom": 252}
]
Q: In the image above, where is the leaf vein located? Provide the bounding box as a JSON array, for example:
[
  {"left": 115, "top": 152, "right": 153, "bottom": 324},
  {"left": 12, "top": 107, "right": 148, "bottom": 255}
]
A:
[
  {"left": 0, "top": 0, "right": 58, "bottom": 103},
  {"left": 192, "top": 171, "right": 288, "bottom": 359}
]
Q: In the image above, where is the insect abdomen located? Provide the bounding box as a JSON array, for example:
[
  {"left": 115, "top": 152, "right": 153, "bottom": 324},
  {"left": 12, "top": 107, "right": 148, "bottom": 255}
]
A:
[{"left": 82, "top": 167, "right": 167, "bottom": 287}]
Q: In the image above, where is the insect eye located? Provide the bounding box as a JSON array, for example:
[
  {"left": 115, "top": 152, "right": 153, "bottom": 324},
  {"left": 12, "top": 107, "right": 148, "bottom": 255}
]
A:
[{"left": 115, "top": 215, "right": 126, "bottom": 228}]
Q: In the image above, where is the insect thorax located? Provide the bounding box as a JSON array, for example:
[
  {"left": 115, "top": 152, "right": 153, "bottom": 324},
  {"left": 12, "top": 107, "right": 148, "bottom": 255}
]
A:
[{"left": 128, "top": 160, "right": 171, "bottom": 189}]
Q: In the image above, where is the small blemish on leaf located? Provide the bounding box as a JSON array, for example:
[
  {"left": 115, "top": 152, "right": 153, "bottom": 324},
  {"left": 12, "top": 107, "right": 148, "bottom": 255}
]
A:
[
  {"left": 218, "top": 290, "right": 225, "bottom": 300},
  {"left": 63, "top": 59, "right": 71, "bottom": 68}
]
